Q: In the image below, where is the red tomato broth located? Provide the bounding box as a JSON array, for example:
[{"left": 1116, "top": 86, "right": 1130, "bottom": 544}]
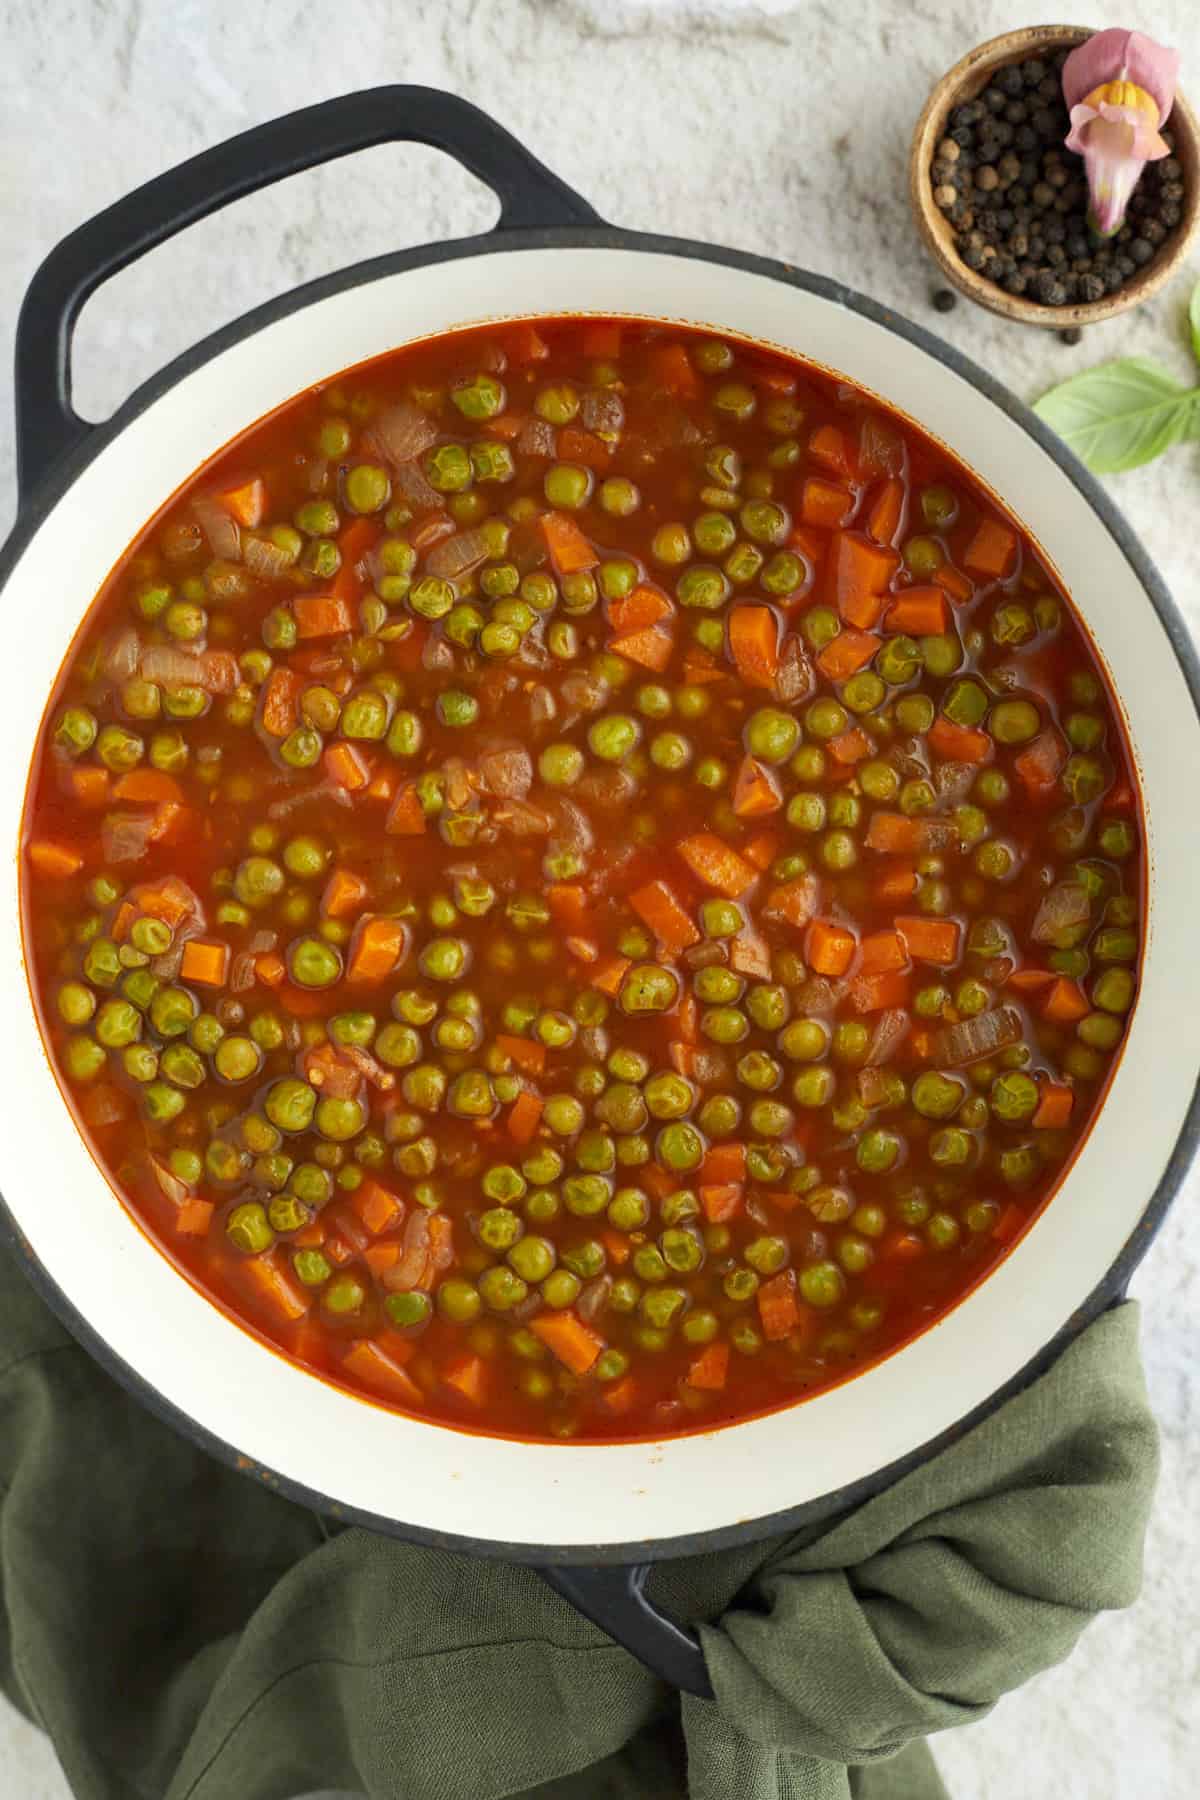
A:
[{"left": 20, "top": 316, "right": 1145, "bottom": 1444}]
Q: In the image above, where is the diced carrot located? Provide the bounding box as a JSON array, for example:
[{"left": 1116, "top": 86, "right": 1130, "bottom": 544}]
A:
[
  {"left": 540, "top": 511, "right": 598, "bottom": 575},
  {"left": 992, "top": 1202, "right": 1027, "bottom": 1245},
  {"left": 680, "top": 645, "right": 726, "bottom": 684},
  {"left": 598, "top": 1375, "right": 637, "bottom": 1416},
  {"left": 865, "top": 477, "right": 904, "bottom": 544},
  {"left": 648, "top": 343, "right": 699, "bottom": 397},
  {"left": 363, "top": 1242, "right": 400, "bottom": 1278},
  {"left": 848, "top": 970, "right": 911, "bottom": 1013},
  {"left": 934, "top": 563, "right": 974, "bottom": 603},
  {"left": 323, "top": 1233, "right": 353, "bottom": 1266},
  {"left": 828, "top": 726, "right": 871, "bottom": 765},
  {"left": 809, "top": 423, "right": 856, "bottom": 479},
  {"left": 744, "top": 830, "right": 782, "bottom": 871},
  {"left": 909, "top": 1026, "right": 934, "bottom": 1061},
  {"left": 732, "top": 755, "right": 783, "bottom": 818},
  {"left": 276, "top": 982, "right": 329, "bottom": 1017},
  {"left": 175, "top": 1200, "right": 214, "bottom": 1237},
  {"left": 800, "top": 476, "right": 855, "bottom": 530},
  {"left": 824, "top": 531, "right": 901, "bottom": 629},
  {"left": 883, "top": 1229, "right": 926, "bottom": 1262},
  {"left": 112, "top": 769, "right": 184, "bottom": 806},
  {"left": 764, "top": 1188, "right": 804, "bottom": 1213},
  {"left": 806, "top": 919, "right": 857, "bottom": 977},
  {"left": 328, "top": 521, "right": 379, "bottom": 607},
  {"left": 1106, "top": 777, "right": 1135, "bottom": 811},
  {"left": 609, "top": 627, "right": 673, "bottom": 671},
  {"left": 630, "top": 878, "right": 700, "bottom": 953},
  {"left": 896, "top": 915, "right": 962, "bottom": 966},
  {"left": 1041, "top": 977, "right": 1090, "bottom": 1023},
  {"left": 728, "top": 604, "right": 780, "bottom": 688},
  {"left": 729, "top": 930, "right": 771, "bottom": 979},
  {"left": 240, "top": 1251, "right": 310, "bottom": 1323},
  {"left": 220, "top": 477, "right": 268, "bottom": 527},
  {"left": 506, "top": 1090, "right": 544, "bottom": 1145},
  {"left": 529, "top": 1310, "right": 605, "bottom": 1376},
  {"left": 68, "top": 765, "right": 111, "bottom": 808},
  {"left": 255, "top": 950, "right": 286, "bottom": 988},
  {"left": 875, "top": 859, "right": 918, "bottom": 902},
  {"left": 260, "top": 666, "right": 301, "bottom": 738},
  {"left": 350, "top": 1177, "right": 405, "bottom": 1237},
  {"left": 964, "top": 518, "right": 1017, "bottom": 578},
  {"left": 884, "top": 587, "right": 949, "bottom": 636},
  {"left": 323, "top": 741, "right": 372, "bottom": 792},
  {"left": 764, "top": 874, "right": 819, "bottom": 929},
  {"left": 676, "top": 833, "right": 756, "bottom": 898},
  {"left": 700, "top": 1142, "right": 747, "bottom": 1185},
  {"left": 601, "top": 1229, "right": 632, "bottom": 1266},
  {"left": 860, "top": 929, "right": 907, "bottom": 975},
  {"left": 365, "top": 768, "right": 396, "bottom": 804},
  {"left": 700, "top": 1183, "right": 744, "bottom": 1223},
  {"left": 609, "top": 583, "right": 672, "bottom": 634},
  {"left": 496, "top": 1034, "right": 547, "bottom": 1076},
  {"left": 145, "top": 800, "right": 188, "bottom": 846},
  {"left": 687, "top": 1341, "right": 730, "bottom": 1391},
  {"left": 385, "top": 781, "right": 426, "bottom": 836},
  {"left": 590, "top": 954, "right": 630, "bottom": 997},
  {"left": 757, "top": 1268, "right": 802, "bottom": 1342},
  {"left": 28, "top": 839, "right": 84, "bottom": 879},
  {"left": 442, "top": 1352, "right": 488, "bottom": 1407},
  {"left": 110, "top": 901, "right": 137, "bottom": 943},
  {"left": 1015, "top": 731, "right": 1067, "bottom": 796},
  {"left": 1033, "top": 1082, "right": 1075, "bottom": 1130},
  {"left": 546, "top": 883, "right": 589, "bottom": 930},
  {"left": 927, "top": 715, "right": 991, "bottom": 764},
  {"left": 1007, "top": 967, "right": 1055, "bottom": 993},
  {"left": 581, "top": 321, "right": 621, "bottom": 357},
  {"left": 179, "top": 939, "right": 230, "bottom": 987},
  {"left": 558, "top": 426, "right": 611, "bottom": 468},
  {"left": 788, "top": 523, "right": 827, "bottom": 568},
  {"left": 346, "top": 914, "right": 409, "bottom": 983},
  {"left": 343, "top": 1339, "right": 422, "bottom": 1406},
  {"left": 816, "top": 628, "right": 881, "bottom": 681},
  {"left": 322, "top": 868, "right": 370, "bottom": 919},
  {"left": 865, "top": 811, "right": 925, "bottom": 853},
  {"left": 293, "top": 593, "right": 353, "bottom": 638},
  {"left": 505, "top": 322, "right": 550, "bottom": 363},
  {"left": 293, "top": 1220, "right": 326, "bottom": 1250}
]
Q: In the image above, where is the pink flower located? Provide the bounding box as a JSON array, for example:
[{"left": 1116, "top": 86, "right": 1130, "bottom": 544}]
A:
[{"left": 1063, "top": 28, "right": 1180, "bottom": 236}]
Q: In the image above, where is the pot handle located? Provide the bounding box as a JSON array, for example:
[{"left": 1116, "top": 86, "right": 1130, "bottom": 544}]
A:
[
  {"left": 14, "top": 84, "right": 602, "bottom": 502},
  {"left": 539, "top": 1563, "right": 714, "bottom": 1698}
]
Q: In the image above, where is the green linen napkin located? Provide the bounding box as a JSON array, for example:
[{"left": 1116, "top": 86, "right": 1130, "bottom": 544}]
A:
[{"left": 0, "top": 1238, "right": 1157, "bottom": 1800}]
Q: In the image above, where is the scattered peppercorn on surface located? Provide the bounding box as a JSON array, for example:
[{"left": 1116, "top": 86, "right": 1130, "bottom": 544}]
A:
[{"left": 22, "top": 317, "right": 1143, "bottom": 1441}]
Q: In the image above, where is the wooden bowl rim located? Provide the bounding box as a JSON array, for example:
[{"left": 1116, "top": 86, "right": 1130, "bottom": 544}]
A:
[{"left": 909, "top": 23, "right": 1200, "bottom": 328}]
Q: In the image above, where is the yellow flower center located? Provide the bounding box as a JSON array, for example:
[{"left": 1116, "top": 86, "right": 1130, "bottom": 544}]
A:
[{"left": 1081, "top": 79, "right": 1159, "bottom": 121}]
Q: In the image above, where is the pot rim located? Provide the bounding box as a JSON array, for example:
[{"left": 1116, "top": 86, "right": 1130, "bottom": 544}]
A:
[{"left": 2, "top": 222, "right": 1197, "bottom": 1568}]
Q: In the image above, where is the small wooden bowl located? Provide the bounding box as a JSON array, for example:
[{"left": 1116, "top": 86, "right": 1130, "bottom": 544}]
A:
[{"left": 910, "top": 24, "right": 1199, "bottom": 328}]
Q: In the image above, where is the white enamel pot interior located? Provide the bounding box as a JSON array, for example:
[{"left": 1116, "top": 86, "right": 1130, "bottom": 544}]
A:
[{"left": 2, "top": 243, "right": 1197, "bottom": 1558}]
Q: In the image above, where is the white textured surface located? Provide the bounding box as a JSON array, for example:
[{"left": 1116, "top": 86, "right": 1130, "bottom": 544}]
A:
[{"left": 0, "top": 2, "right": 1196, "bottom": 1796}]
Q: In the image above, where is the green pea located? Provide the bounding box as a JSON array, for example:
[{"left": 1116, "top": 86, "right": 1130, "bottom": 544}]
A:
[
  {"left": 619, "top": 964, "right": 679, "bottom": 1015},
  {"left": 265, "top": 1078, "right": 317, "bottom": 1134},
  {"left": 541, "top": 1269, "right": 582, "bottom": 1309},
  {"left": 545, "top": 463, "right": 592, "bottom": 510},
  {"left": 57, "top": 981, "right": 96, "bottom": 1026},
  {"left": 1093, "top": 968, "right": 1135, "bottom": 1014},
  {"left": 912, "top": 1071, "right": 964, "bottom": 1119},
  {"left": 805, "top": 698, "right": 848, "bottom": 740},
  {"left": 745, "top": 707, "right": 800, "bottom": 764},
  {"left": 792, "top": 1065, "right": 835, "bottom": 1107},
  {"left": 587, "top": 714, "right": 640, "bottom": 762},
  {"left": 929, "top": 1127, "right": 972, "bottom": 1166},
  {"left": 438, "top": 1278, "right": 482, "bottom": 1323},
  {"left": 799, "top": 1261, "right": 844, "bottom": 1307},
  {"left": 599, "top": 477, "right": 640, "bottom": 517},
  {"left": 990, "top": 700, "right": 1041, "bottom": 745}
]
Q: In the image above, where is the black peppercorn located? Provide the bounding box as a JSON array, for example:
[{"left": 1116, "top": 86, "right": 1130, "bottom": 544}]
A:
[
  {"left": 1130, "top": 238, "right": 1154, "bottom": 266},
  {"left": 984, "top": 86, "right": 1007, "bottom": 114},
  {"left": 1079, "top": 273, "right": 1105, "bottom": 303},
  {"left": 1059, "top": 326, "right": 1083, "bottom": 344},
  {"left": 999, "top": 66, "right": 1024, "bottom": 97},
  {"left": 932, "top": 289, "right": 957, "bottom": 313},
  {"left": 1004, "top": 271, "right": 1028, "bottom": 295},
  {"left": 1161, "top": 201, "right": 1183, "bottom": 227},
  {"left": 1024, "top": 57, "right": 1047, "bottom": 86}
]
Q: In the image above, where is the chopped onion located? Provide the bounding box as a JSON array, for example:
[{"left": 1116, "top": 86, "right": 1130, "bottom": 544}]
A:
[
  {"left": 494, "top": 798, "right": 553, "bottom": 836},
  {"left": 390, "top": 459, "right": 441, "bottom": 511},
  {"left": 774, "top": 635, "right": 813, "bottom": 704},
  {"left": 528, "top": 684, "right": 557, "bottom": 726},
  {"left": 935, "top": 760, "right": 976, "bottom": 807},
  {"left": 582, "top": 389, "right": 624, "bottom": 433},
  {"left": 193, "top": 494, "right": 241, "bottom": 561},
  {"left": 103, "top": 629, "right": 140, "bottom": 683},
  {"left": 865, "top": 1008, "right": 910, "bottom": 1067},
  {"left": 137, "top": 646, "right": 238, "bottom": 694},
  {"left": 934, "top": 1006, "right": 1022, "bottom": 1067},
  {"left": 577, "top": 1275, "right": 613, "bottom": 1323},
  {"left": 424, "top": 526, "right": 492, "bottom": 582},
  {"left": 102, "top": 811, "right": 158, "bottom": 863},
  {"left": 385, "top": 1209, "right": 431, "bottom": 1292},
  {"left": 229, "top": 951, "right": 257, "bottom": 993},
  {"left": 150, "top": 1156, "right": 190, "bottom": 1207},
  {"left": 1031, "top": 882, "right": 1091, "bottom": 945},
  {"left": 518, "top": 418, "right": 557, "bottom": 458},
  {"left": 478, "top": 744, "right": 533, "bottom": 800},
  {"left": 367, "top": 400, "right": 438, "bottom": 467},
  {"left": 859, "top": 412, "right": 907, "bottom": 477},
  {"left": 795, "top": 975, "right": 843, "bottom": 1014},
  {"left": 243, "top": 534, "right": 294, "bottom": 580}
]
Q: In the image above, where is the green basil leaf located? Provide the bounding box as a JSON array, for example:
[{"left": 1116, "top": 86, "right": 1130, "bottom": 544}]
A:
[
  {"left": 1189, "top": 278, "right": 1200, "bottom": 366},
  {"left": 1033, "top": 357, "right": 1200, "bottom": 473}
]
